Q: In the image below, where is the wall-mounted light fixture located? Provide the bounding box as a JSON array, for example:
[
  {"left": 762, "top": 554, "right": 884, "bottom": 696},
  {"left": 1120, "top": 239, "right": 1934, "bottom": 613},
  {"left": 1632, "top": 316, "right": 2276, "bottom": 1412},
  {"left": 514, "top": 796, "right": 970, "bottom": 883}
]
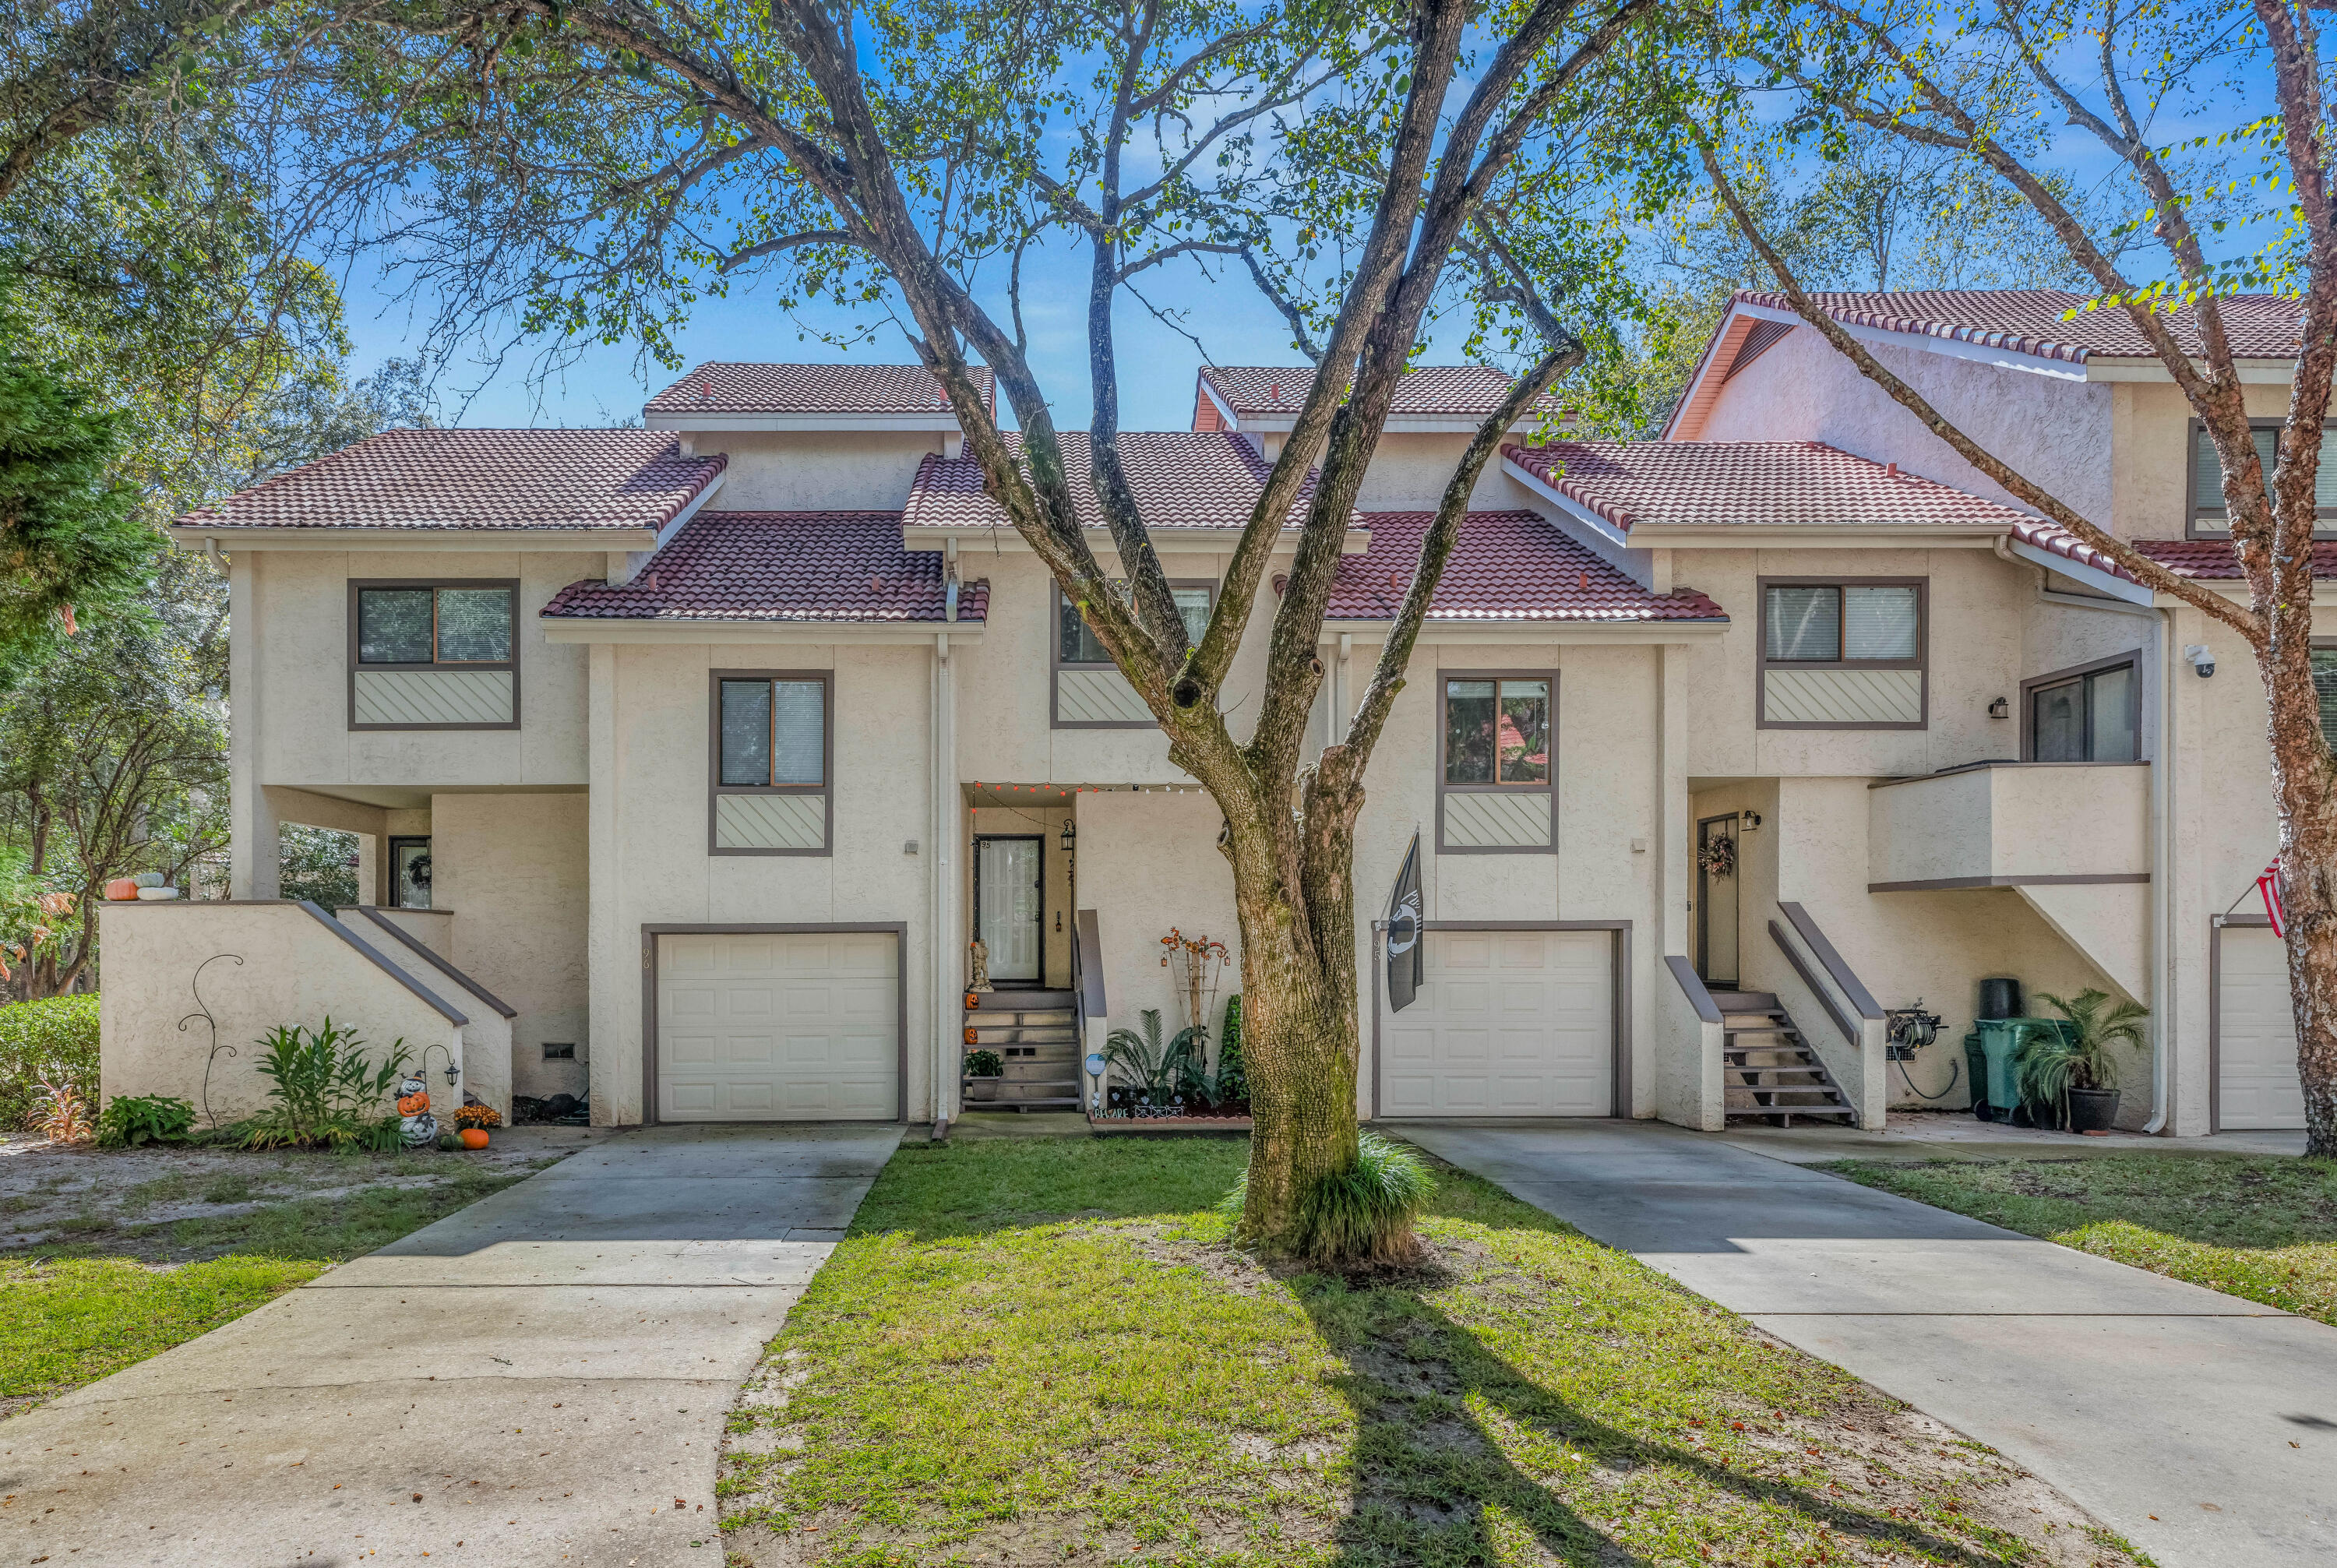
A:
[
  {"left": 1988, "top": 696, "right": 2010, "bottom": 719},
  {"left": 1739, "top": 811, "right": 1764, "bottom": 832}
]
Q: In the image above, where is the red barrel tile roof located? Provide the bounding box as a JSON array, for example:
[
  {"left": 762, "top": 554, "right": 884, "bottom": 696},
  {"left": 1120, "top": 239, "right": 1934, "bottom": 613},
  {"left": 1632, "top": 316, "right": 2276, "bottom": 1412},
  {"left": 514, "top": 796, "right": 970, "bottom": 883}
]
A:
[
  {"left": 644, "top": 362, "right": 996, "bottom": 415},
  {"left": 2131, "top": 538, "right": 2337, "bottom": 580},
  {"left": 1733, "top": 289, "right": 2304, "bottom": 365},
  {"left": 541, "top": 512, "right": 987, "bottom": 623},
  {"left": 1327, "top": 511, "right": 1725, "bottom": 622},
  {"left": 1201, "top": 364, "right": 1564, "bottom": 419},
  {"left": 1504, "top": 440, "right": 2037, "bottom": 531},
  {"left": 902, "top": 431, "right": 1341, "bottom": 530},
  {"left": 174, "top": 428, "right": 726, "bottom": 531}
]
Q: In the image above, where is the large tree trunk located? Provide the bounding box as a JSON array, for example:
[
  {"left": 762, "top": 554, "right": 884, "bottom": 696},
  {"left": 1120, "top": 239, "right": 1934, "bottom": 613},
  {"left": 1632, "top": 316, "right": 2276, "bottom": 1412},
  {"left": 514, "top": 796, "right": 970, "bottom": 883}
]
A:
[{"left": 2267, "top": 627, "right": 2337, "bottom": 1159}]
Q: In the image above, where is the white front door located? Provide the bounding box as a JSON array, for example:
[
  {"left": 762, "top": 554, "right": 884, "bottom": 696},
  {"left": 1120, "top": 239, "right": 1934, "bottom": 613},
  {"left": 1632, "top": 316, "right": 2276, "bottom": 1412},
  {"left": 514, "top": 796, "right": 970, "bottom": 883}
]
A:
[
  {"left": 657, "top": 930, "right": 897, "bottom": 1121},
  {"left": 2219, "top": 925, "right": 2307, "bottom": 1129},
  {"left": 975, "top": 837, "right": 1043, "bottom": 982},
  {"left": 1380, "top": 928, "right": 1615, "bottom": 1116}
]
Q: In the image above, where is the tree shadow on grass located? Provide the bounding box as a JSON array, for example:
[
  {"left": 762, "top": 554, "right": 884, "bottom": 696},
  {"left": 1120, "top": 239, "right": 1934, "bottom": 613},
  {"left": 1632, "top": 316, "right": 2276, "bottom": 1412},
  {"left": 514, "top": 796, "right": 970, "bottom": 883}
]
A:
[{"left": 1293, "top": 1270, "right": 2036, "bottom": 1568}]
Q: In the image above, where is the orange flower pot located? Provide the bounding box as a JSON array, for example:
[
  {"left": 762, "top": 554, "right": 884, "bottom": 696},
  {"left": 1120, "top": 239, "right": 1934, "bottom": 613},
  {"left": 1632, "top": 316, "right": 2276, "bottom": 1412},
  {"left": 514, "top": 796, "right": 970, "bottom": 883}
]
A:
[{"left": 459, "top": 1129, "right": 490, "bottom": 1150}]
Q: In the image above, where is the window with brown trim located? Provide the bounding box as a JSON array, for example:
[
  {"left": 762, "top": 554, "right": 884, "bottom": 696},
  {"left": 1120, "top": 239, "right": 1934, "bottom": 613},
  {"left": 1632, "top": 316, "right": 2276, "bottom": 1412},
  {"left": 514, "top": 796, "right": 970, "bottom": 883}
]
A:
[
  {"left": 708, "top": 670, "right": 833, "bottom": 856},
  {"left": 2187, "top": 418, "right": 2337, "bottom": 537},
  {"left": 347, "top": 580, "right": 520, "bottom": 731},
  {"left": 1756, "top": 577, "right": 1927, "bottom": 730},
  {"left": 2022, "top": 654, "right": 2140, "bottom": 762},
  {"left": 1436, "top": 671, "right": 1556, "bottom": 854},
  {"left": 1052, "top": 580, "right": 1213, "bottom": 729}
]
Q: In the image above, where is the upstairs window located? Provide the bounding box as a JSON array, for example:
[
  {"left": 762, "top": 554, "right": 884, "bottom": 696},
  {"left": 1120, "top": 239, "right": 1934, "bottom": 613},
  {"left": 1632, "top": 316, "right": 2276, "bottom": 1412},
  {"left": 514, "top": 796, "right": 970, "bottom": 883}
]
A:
[
  {"left": 710, "top": 672, "right": 830, "bottom": 854},
  {"left": 348, "top": 580, "right": 519, "bottom": 730},
  {"left": 2190, "top": 421, "right": 2337, "bottom": 536},
  {"left": 1763, "top": 583, "right": 1919, "bottom": 662},
  {"left": 1057, "top": 585, "right": 1213, "bottom": 664},
  {"left": 1757, "top": 579, "right": 1927, "bottom": 729},
  {"left": 2026, "top": 657, "right": 2139, "bottom": 763},
  {"left": 358, "top": 585, "right": 515, "bottom": 665},
  {"left": 1438, "top": 672, "right": 1556, "bottom": 852},
  {"left": 1053, "top": 582, "right": 1214, "bottom": 729},
  {"left": 1443, "top": 678, "right": 1550, "bottom": 784}
]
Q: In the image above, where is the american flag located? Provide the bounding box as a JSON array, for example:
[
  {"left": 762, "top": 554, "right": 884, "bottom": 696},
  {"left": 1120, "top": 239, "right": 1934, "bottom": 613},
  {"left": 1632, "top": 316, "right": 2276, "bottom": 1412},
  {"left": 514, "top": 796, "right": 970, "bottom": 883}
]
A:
[{"left": 2258, "top": 862, "right": 2286, "bottom": 936}]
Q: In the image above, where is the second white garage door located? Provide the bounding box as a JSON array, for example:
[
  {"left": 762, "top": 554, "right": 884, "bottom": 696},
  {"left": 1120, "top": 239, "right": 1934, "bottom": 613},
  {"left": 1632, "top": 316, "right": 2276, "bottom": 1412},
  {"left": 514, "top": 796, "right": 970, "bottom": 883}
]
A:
[
  {"left": 1381, "top": 928, "right": 1615, "bottom": 1117},
  {"left": 657, "top": 930, "right": 898, "bottom": 1121},
  {"left": 2219, "top": 925, "right": 2306, "bottom": 1129}
]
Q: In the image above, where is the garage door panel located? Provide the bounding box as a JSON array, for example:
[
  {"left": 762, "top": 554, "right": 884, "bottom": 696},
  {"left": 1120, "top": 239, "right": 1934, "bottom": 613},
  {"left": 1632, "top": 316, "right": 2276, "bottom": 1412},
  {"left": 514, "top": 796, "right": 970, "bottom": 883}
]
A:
[
  {"left": 2220, "top": 928, "right": 2307, "bottom": 1129},
  {"left": 1379, "top": 929, "right": 1615, "bottom": 1117},
  {"left": 658, "top": 932, "right": 900, "bottom": 1122}
]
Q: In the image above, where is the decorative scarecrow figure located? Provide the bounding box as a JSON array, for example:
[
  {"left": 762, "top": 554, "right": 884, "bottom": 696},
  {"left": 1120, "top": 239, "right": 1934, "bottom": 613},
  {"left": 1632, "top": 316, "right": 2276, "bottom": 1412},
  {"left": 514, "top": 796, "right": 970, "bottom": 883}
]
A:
[{"left": 395, "top": 1075, "right": 439, "bottom": 1148}]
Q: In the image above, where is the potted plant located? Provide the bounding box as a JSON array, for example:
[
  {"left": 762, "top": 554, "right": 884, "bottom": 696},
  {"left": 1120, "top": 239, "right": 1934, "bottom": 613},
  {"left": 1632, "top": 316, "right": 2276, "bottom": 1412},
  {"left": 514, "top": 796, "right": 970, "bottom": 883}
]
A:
[
  {"left": 454, "top": 1102, "right": 501, "bottom": 1148},
  {"left": 964, "top": 1048, "right": 1004, "bottom": 1102},
  {"left": 2018, "top": 988, "right": 2147, "bottom": 1133}
]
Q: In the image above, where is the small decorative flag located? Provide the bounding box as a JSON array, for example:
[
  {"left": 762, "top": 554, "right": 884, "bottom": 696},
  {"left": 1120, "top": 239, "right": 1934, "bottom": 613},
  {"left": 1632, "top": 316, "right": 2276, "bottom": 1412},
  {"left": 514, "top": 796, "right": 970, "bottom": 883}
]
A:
[
  {"left": 2258, "top": 861, "right": 2286, "bottom": 936},
  {"left": 1385, "top": 832, "right": 1423, "bottom": 1012}
]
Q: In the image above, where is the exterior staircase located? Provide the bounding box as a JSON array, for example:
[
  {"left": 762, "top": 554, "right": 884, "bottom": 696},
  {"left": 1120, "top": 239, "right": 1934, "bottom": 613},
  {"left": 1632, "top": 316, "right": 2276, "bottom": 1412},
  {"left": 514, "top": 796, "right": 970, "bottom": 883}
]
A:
[
  {"left": 1712, "top": 990, "right": 1855, "bottom": 1124},
  {"left": 964, "top": 988, "right": 1082, "bottom": 1112}
]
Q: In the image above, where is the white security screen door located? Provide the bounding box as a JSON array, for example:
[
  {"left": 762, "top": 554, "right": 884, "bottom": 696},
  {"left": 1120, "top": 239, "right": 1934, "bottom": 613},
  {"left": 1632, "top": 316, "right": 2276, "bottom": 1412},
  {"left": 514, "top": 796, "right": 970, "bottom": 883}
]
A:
[{"left": 975, "top": 837, "right": 1042, "bottom": 982}]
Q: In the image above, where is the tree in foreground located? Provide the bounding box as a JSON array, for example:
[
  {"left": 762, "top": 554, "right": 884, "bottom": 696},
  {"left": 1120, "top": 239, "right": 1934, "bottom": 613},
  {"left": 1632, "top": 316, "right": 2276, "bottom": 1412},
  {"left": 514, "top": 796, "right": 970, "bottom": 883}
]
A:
[
  {"left": 1669, "top": 0, "right": 2337, "bottom": 1155},
  {"left": 308, "top": 0, "right": 1662, "bottom": 1258}
]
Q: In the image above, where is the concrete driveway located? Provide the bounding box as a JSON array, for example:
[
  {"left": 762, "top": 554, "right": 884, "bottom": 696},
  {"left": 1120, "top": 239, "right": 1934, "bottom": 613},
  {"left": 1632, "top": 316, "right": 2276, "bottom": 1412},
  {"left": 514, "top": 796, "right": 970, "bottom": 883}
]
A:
[
  {"left": 0, "top": 1122, "right": 901, "bottom": 1566},
  {"left": 1391, "top": 1119, "right": 2337, "bottom": 1568}
]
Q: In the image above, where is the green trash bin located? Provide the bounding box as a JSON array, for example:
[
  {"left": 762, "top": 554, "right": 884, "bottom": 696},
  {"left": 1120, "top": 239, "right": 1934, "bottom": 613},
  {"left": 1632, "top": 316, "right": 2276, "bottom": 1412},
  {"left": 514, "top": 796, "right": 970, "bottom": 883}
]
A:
[{"left": 1978, "top": 1019, "right": 2066, "bottom": 1128}]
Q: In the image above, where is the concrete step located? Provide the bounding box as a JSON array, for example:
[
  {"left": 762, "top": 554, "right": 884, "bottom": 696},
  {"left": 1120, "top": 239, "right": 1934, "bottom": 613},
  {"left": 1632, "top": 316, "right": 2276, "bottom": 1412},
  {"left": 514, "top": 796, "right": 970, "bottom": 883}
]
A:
[
  {"left": 968, "top": 988, "right": 1075, "bottom": 1010},
  {"left": 1709, "top": 990, "right": 1780, "bottom": 1011},
  {"left": 968, "top": 1024, "right": 1078, "bottom": 1046}
]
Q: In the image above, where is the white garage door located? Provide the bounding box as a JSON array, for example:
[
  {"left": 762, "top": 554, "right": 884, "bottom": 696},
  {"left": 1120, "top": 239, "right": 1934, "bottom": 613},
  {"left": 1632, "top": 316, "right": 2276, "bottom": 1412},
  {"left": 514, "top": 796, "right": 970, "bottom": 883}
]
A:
[
  {"left": 2219, "top": 925, "right": 2306, "bottom": 1129},
  {"left": 657, "top": 931, "right": 898, "bottom": 1121},
  {"left": 1382, "top": 928, "right": 1615, "bottom": 1117}
]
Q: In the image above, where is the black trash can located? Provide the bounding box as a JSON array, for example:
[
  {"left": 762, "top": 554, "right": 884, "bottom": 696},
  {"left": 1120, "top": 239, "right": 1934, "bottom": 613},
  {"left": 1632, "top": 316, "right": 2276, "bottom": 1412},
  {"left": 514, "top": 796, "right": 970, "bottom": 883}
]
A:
[
  {"left": 1977, "top": 977, "right": 2023, "bottom": 1020},
  {"left": 1964, "top": 1031, "right": 1991, "bottom": 1120}
]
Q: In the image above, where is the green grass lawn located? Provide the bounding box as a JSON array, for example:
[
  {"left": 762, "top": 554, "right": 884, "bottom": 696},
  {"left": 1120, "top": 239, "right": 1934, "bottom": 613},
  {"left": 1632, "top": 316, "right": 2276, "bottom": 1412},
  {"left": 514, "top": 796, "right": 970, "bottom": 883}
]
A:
[
  {"left": 0, "top": 1154, "right": 543, "bottom": 1412},
  {"left": 719, "top": 1137, "right": 2139, "bottom": 1566},
  {"left": 1823, "top": 1153, "right": 2337, "bottom": 1326}
]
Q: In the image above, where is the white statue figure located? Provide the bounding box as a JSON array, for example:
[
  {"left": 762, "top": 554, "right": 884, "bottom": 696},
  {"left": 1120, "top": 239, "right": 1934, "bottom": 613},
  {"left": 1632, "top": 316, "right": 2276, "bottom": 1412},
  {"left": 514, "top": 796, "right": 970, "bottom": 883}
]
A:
[
  {"left": 395, "top": 1074, "right": 439, "bottom": 1148},
  {"left": 968, "top": 937, "right": 994, "bottom": 992}
]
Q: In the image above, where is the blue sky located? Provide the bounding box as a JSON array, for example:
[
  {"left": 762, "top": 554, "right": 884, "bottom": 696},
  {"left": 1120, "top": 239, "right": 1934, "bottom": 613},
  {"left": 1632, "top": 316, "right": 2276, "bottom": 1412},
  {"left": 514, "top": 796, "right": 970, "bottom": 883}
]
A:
[{"left": 338, "top": 223, "right": 1368, "bottom": 434}]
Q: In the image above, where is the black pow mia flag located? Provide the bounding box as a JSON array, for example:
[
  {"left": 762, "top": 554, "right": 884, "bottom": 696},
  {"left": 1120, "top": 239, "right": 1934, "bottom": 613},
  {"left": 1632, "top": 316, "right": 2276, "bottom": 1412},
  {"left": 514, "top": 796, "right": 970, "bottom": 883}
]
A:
[{"left": 1385, "top": 832, "right": 1423, "bottom": 1012}]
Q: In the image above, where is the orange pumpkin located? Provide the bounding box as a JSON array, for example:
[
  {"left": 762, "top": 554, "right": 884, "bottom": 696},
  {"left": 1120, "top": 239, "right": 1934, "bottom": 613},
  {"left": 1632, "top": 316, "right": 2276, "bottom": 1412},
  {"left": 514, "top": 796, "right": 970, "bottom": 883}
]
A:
[
  {"left": 459, "top": 1128, "right": 489, "bottom": 1150},
  {"left": 396, "top": 1091, "right": 431, "bottom": 1116}
]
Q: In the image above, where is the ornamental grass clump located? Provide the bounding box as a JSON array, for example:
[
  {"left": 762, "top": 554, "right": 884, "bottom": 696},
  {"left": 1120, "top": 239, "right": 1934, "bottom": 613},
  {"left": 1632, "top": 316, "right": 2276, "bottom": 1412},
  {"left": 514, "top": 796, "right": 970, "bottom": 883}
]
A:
[{"left": 1221, "top": 1131, "right": 1435, "bottom": 1267}]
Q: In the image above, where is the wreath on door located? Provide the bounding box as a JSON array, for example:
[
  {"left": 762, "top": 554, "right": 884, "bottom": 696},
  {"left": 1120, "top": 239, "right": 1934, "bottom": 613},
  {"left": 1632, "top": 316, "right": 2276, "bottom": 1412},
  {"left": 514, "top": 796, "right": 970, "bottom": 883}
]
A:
[{"left": 1696, "top": 837, "right": 1736, "bottom": 879}]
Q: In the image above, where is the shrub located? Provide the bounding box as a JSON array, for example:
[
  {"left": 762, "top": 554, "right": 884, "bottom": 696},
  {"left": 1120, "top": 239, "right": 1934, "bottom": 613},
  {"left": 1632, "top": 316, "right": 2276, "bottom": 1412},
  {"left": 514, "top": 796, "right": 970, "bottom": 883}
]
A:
[
  {"left": 96, "top": 1093, "right": 195, "bottom": 1147},
  {"left": 241, "top": 1017, "right": 409, "bottom": 1151},
  {"left": 1221, "top": 1133, "right": 1436, "bottom": 1266},
  {"left": 1215, "top": 994, "right": 1248, "bottom": 1105},
  {"left": 962, "top": 1048, "right": 1003, "bottom": 1078},
  {"left": 0, "top": 995, "right": 98, "bottom": 1129}
]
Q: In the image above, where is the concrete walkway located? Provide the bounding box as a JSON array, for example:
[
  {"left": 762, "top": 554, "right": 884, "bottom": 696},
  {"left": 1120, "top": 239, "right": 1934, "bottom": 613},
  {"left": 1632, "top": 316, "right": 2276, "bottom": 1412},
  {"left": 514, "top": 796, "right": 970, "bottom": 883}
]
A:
[
  {"left": 1, "top": 1122, "right": 901, "bottom": 1566},
  {"left": 1391, "top": 1119, "right": 2337, "bottom": 1568}
]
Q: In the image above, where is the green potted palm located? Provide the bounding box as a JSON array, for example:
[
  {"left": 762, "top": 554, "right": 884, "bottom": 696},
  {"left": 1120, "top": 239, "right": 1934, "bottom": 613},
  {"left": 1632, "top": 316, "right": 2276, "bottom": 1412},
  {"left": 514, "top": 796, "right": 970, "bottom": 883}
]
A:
[{"left": 2018, "top": 989, "right": 2147, "bottom": 1133}]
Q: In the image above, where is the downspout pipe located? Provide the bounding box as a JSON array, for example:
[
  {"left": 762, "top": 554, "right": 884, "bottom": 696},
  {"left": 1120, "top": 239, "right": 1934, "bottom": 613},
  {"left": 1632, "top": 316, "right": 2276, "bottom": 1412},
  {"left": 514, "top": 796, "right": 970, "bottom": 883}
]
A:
[
  {"left": 932, "top": 631, "right": 955, "bottom": 1135},
  {"left": 1993, "top": 537, "right": 2173, "bottom": 1133}
]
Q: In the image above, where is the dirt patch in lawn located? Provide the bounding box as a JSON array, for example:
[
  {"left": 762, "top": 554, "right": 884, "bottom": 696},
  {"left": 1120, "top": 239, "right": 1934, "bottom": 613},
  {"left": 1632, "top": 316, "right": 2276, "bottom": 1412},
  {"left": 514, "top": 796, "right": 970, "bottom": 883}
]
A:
[
  {"left": 0, "top": 1126, "right": 592, "bottom": 1263},
  {"left": 717, "top": 1137, "right": 2141, "bottom": 1567}
]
